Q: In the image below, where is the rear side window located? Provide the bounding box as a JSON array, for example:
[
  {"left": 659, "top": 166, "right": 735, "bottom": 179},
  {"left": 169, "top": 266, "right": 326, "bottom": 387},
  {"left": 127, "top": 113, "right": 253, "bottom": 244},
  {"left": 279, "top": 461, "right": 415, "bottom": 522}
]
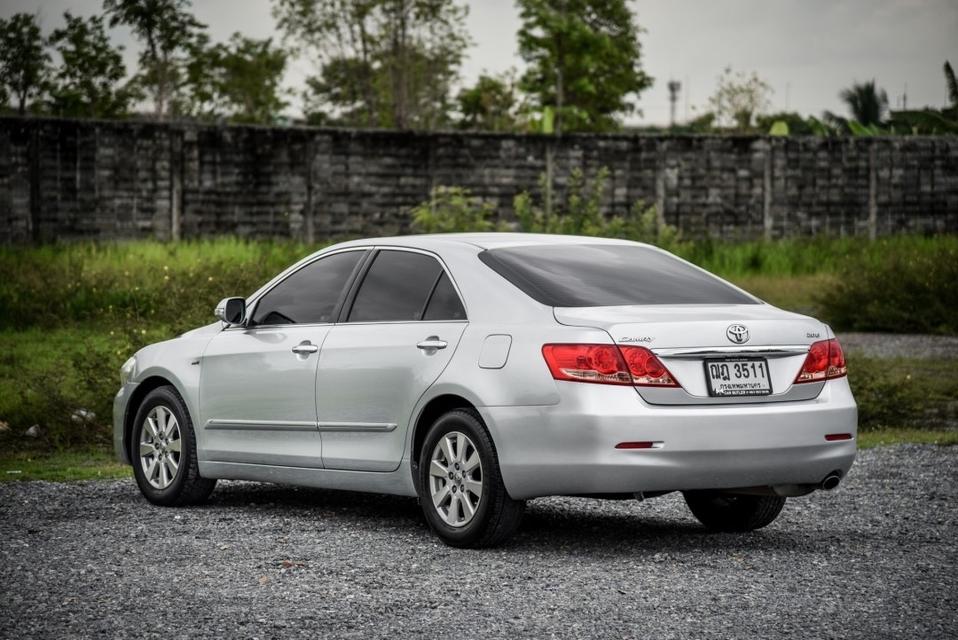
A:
[
  {"left": 251, "top": 250, "right": 364, "bottom": 325},
  {"left": 348, "top": 251, "right": 444, "bottom": 322},
  {"left": 478, "top": 244, "right": 757, "bottom": 307},
  {"left": 423, "top": 272, "right": 466, "bottom": 321}
]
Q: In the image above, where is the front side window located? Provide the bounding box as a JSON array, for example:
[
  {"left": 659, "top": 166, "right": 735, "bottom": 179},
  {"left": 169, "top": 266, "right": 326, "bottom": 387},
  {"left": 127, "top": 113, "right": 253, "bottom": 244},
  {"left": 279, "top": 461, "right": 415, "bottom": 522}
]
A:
[
  {"left": 251, "top": 250, "right": 364, "bottom": 325},
  {"left": 349, "top": 251, "right": 458, "bottom": 322}
]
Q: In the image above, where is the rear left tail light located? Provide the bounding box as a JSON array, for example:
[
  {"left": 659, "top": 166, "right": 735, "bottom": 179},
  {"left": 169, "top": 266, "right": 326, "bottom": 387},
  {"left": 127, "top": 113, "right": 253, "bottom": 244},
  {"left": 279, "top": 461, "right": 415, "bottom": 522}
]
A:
[
  {"left": 542, "top": 344, "right": 678, "bottom": 387},
  {"left": 794, "top": 338, "right": 847, "bottom": 383}
]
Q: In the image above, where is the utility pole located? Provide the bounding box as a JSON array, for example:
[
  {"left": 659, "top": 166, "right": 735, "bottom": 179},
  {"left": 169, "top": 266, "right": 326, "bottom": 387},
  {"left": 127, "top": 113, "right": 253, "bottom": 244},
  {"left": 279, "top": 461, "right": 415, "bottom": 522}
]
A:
[{"left": 668, "top": 80, "right": 681, "bottom": 128}]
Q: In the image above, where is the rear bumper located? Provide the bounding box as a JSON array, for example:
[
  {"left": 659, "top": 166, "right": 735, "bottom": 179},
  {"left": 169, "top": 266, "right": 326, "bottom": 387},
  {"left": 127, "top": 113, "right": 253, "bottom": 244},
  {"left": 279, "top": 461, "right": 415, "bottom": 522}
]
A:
[{"left": 480, "top": 378, "right": 857, "bottom": 500}]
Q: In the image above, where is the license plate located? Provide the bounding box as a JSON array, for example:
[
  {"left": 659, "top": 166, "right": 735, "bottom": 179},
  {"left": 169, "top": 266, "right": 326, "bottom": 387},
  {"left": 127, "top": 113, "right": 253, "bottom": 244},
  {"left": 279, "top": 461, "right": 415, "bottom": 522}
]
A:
[{"left": 704, "top": 358, "right": 772, "bottom": 397}]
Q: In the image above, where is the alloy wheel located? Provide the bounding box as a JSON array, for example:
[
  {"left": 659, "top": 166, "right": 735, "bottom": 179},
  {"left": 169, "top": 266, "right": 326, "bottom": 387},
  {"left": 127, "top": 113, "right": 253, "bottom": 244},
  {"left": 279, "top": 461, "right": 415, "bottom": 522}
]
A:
[
  {"left": 139, "top": 405, "right": 182, "bottom": 490},
  {"left": 429, "top": 431, "right": 483, "bottom": 527}
]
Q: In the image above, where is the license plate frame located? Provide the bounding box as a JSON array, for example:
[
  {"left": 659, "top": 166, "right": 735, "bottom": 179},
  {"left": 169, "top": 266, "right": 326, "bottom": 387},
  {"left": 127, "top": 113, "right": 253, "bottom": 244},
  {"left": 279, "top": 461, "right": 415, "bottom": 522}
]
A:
[{"left": 703, "top": 358, "right": 773, "bottom": 397}]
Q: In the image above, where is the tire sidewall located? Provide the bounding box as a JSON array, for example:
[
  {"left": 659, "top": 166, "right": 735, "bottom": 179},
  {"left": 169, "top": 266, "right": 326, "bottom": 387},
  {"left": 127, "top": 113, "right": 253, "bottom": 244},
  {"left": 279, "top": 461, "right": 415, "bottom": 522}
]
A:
[
  {"left": 131, "top": 387, "right": 195, "bottom": 506},
  {"left": 418, "top": 411, "right": 496, "bottom": 545}
]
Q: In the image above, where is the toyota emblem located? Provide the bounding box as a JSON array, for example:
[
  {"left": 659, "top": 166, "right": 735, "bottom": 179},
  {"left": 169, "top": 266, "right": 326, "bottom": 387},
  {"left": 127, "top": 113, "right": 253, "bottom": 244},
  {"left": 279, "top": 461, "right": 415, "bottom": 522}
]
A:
[{"left": 726, "top": 324, "right": 749, "bottom": 344}]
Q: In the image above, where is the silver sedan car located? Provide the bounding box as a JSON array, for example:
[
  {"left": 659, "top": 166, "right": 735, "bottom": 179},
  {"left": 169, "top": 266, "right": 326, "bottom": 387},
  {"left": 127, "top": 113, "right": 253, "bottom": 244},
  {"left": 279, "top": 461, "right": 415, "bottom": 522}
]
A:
[{"left": 114, "top": 233, "right": 857, "bottom": 547}]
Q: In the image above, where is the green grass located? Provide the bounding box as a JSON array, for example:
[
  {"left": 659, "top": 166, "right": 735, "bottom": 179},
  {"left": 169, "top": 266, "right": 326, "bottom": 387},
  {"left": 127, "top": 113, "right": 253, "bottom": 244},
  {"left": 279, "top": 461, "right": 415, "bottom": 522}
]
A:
[
  {"left": 0, "top": 235, "right": 955, "bottom": 453},
  {"left": 0, "top": 448, "right": 131, "bottom": 482},
  {"left": 1, "top": 234, "right": 954, "bottom": 332},
  {"left": 857, "top": 429, "right": 958, "bottom": 448},
  {"left": 678, "top": 234, "right": 958, "bottom": 278}
]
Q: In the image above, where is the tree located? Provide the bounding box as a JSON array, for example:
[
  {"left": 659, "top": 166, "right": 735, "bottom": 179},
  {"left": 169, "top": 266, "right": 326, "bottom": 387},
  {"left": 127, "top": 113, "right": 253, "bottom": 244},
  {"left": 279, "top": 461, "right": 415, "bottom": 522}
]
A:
[
  {"left": 103, "top": 0, "right": 206, "bottom": 119},
  {"left": 273, "top": 0, "right": 469, "bottom": 129},
  {"left": 0, "top": 13, "right": 50, "bottom": 115},
  {"left": 47, "top": 13, "right": 138, "bottom": 118},
  {"left": 456, "top": 73, "right": 518, "bottom": 131},
  {"left": 516, "top": 0, "right": 651, "bottom": 133},
  {"left": 708, "top": 67, "right": 772, "bottom": 130},
  {"left": 944, "top": 61, "right": 957, "bottom": 115},
  {"left": 211, "top": 34, "right": 288, "bottom": 124},
  {"left": 838, "top": 80, "right": 888, "bottom": 126}
]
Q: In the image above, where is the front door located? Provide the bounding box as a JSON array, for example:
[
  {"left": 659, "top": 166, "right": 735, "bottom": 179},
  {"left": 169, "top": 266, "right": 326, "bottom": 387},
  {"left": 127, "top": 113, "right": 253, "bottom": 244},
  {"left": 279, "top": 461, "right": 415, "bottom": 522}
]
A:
[
  {"left": 317, "top": 249, "right": 468, "bottom": 472},
  {"left": 198, "top": 249, "right": 367, "bottom": 468}
]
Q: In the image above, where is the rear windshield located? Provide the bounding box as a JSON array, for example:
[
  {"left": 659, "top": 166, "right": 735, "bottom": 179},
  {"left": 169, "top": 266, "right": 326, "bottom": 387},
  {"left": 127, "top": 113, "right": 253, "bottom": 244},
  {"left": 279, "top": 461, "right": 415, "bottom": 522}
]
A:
[{"left": 478, "top": 244, "right": 758, "bottom": 307}]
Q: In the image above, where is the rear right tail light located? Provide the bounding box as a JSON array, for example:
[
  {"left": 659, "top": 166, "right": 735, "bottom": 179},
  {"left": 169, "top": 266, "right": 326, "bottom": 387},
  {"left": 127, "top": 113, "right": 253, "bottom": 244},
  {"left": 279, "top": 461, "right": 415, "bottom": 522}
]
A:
[
  {"left": 794, "top": 338, "right": 847, "bottom": 383},
  {"left": 542, "top": 344, "right": 678, "bottom": 387}
]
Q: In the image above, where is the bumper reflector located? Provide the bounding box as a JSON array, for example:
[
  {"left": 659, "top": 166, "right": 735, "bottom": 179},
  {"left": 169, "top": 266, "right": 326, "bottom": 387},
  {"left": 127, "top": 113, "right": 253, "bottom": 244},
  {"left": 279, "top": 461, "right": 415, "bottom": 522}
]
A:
[
  {"left": 615, "top": 441, "right": 663, "bottom": 450},
  {"left": 825, "top": 433, "right": 853, "bottom": 441}
]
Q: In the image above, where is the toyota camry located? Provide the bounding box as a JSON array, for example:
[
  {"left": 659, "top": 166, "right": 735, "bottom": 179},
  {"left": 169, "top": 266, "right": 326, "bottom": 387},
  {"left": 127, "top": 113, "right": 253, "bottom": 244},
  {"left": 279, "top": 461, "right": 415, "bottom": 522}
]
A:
[{"left": 114, "top": 233, "right": 857, "bottom": 547}]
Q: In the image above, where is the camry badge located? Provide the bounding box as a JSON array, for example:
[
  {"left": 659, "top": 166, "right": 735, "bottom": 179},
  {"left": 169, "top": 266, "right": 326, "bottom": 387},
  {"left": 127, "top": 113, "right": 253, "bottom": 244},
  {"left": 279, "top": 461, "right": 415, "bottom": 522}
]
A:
[{"left": 726, "top": 324, "right": 749, "bottom": 344}]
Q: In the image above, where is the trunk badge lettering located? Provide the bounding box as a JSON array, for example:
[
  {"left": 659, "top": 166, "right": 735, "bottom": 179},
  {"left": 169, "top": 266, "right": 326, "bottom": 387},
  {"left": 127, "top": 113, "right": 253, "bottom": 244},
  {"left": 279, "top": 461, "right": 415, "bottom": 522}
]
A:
[{"left": 619, "top": 336, "right": 653, "bottom": 343}]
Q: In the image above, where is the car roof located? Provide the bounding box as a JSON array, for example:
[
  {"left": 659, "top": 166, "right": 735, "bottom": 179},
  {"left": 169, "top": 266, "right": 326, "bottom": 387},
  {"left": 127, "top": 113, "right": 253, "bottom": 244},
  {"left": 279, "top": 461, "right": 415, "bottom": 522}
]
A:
[{"left": 331, "top": 232, "right": 645, "bottom": 252}]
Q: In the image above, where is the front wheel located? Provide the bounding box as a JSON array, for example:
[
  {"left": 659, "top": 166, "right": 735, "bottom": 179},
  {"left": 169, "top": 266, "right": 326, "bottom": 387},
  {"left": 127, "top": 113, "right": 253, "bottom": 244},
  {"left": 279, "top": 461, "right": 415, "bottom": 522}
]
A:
[
  {"left": 417, "top": 409, "right": 524, "bottom": 548},
  {"left": 131, "top": 385, "right": 216, "bottom": 507},
  {"left": 683, "top": 491, "right": 786, "bottom": 532}
]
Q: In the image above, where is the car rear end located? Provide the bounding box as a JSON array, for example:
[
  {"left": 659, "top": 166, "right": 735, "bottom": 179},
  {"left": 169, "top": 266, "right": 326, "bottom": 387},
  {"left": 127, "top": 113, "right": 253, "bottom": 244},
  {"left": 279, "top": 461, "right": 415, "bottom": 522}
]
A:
[{"left": 476, "top": 240, "right": 857, "bottom": 500}]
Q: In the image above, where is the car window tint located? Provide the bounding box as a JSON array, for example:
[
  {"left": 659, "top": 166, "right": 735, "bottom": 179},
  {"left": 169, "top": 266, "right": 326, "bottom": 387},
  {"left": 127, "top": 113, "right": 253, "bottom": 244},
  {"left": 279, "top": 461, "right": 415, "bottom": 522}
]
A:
[
  {"left": 478, "top": 244, "right": 758, "bottom": 306},
  {"left": 251, "top": 251, "right": 363, "bottom": 325},
  {"left": 348, "top": 251, "right": 443, "bottom": 322},
  {"left": 423, "top": 272, "right": 466, "bottom": 321}
]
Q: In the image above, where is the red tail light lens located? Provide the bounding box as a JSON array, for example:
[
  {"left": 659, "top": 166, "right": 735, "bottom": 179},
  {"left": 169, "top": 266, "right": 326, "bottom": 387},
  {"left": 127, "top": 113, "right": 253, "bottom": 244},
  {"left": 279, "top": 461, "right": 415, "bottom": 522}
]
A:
[
  {"left": 794, "top": 338, "right": 847, "bottom": 383},
  {"left": 619, "top": 346, "right": 679, "bottom": 387},
  {"left": 541, "top": 344, "right": 631, "bottom": 385},
  {"left": 542, "top": 344, "right": 678, "bottom": 387}
]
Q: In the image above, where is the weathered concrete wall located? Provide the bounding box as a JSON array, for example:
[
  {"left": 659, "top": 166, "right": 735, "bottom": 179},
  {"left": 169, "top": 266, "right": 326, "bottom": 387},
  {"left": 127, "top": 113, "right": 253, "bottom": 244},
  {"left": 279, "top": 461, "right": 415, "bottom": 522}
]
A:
[{"left": 1, "top": 117, "right": 956, "bottom": 243}]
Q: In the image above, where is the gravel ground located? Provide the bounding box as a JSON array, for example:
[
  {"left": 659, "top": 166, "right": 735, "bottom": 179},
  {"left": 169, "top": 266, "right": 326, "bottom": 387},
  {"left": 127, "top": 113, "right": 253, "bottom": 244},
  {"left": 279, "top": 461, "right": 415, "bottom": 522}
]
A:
[
  {"left": 1, "top": 445, "right": 956, "bottom": 639},
  {"left": 838, "top": 332, "right": 958, "bottom": 360}
]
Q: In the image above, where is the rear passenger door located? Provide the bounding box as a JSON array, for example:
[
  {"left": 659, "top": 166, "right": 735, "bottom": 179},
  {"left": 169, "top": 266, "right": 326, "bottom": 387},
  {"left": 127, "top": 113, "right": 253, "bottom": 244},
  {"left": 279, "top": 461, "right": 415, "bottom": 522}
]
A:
[{"left": 316, "top": 248, "right": 468, "bottom": 472}]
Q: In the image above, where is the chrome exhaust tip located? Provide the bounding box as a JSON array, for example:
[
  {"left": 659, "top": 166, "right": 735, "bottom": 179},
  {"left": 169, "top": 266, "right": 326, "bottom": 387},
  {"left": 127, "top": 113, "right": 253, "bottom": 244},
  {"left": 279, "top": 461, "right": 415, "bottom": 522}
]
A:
[{"left": 820, "top": 472, "right": 842, "bottom": 491}]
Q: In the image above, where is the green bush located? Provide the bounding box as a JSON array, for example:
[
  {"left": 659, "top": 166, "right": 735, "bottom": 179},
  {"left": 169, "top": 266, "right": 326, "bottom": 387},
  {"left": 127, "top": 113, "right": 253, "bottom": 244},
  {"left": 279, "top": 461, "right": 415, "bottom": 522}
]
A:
[
  {"left": 413, "top": 167, "right": 689, "bottom": 253},
  {"left": 0, "top": 327, "right": 155, "bottom": 448},
  {"left": 847, "top": 356, "right": 958, "bottom": 430},
  {"left": 817, "top": 239, "right": 958, "bottom": 334},
  {"left": 411, "top": 186, "right": 505, "bottom": 233}
]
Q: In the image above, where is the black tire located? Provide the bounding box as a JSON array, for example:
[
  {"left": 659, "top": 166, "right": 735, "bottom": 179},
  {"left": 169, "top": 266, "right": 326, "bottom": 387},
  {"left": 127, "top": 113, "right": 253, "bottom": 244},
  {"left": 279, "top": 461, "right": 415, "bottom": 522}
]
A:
[
  {"left": 417, "top": 409, "right": 524, "bottom": 548},
  {"left": 683, "top": 491, "right": 785, "bottom": 532},
  {"left": 131, "top": 385, "right": 216, "bottom": 507}
]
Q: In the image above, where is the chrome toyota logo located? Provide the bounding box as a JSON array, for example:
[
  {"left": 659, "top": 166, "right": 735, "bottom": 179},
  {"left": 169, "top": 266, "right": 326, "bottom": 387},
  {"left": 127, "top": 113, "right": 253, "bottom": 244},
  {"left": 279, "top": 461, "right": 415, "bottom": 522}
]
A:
[{"left": 726, "top": 324, "right": 749, "bottom": 344}]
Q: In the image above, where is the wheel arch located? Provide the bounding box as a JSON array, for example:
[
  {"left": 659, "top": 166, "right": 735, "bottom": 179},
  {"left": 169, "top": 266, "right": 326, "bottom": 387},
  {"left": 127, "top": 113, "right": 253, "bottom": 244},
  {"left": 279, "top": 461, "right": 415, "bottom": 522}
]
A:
[
  {"left": 410, "top": 393, "right": 481, "bottom": 491},
  {"left": 123, "top": 375, "right": 180, "bottom": 463}
]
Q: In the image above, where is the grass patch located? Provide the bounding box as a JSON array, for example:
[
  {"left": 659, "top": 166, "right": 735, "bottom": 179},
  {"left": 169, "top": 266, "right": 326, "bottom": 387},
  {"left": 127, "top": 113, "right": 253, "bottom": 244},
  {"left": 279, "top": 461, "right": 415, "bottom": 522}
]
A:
[
  {"left": 857, "top": 429, "right": 958, "bottom": 448},
  {"left": 0, "top": 235, "right": 955, "bottom": 332},
  {"left": 0, "top": 235, "right": 955, "bottom": 453},
  {"left": 0, "top": 238, "right": 323, "bottom": 332},
  {"left": 728, "top": 273, "right": 835, "bottom": 315},
  {"left": 846, "top": 356, "right": 958, "bottom": 431},
  {"left": 0, "top": 448, "right": 131, "bottom": 482}
]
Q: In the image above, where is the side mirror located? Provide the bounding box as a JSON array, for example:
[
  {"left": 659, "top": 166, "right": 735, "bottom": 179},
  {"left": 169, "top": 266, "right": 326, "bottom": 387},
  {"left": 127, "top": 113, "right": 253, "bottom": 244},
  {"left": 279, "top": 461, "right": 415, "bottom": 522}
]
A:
[{"left": 214, "top": 297, "right": 247, "bottom": 325}]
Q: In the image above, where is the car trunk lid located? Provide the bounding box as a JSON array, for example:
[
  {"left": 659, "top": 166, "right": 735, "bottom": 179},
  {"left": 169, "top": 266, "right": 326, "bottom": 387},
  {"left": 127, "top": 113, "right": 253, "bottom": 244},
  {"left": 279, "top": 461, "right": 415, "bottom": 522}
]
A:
[{"left": 554, "top": 304, "right": 827, "bottom": 405}]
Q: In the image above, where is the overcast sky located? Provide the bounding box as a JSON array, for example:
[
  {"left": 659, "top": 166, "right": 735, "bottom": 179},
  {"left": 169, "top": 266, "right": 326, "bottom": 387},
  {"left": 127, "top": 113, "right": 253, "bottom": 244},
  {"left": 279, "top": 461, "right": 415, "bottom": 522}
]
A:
[{"left": 4, "top": 0, "right": 957, "bottom": 125}]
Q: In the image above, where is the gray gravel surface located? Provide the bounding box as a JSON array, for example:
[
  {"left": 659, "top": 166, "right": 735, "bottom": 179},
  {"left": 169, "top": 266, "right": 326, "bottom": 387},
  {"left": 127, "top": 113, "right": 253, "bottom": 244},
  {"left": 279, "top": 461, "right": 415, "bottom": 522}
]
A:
[
  {"left": 2, "top": 445, "right": 956, "bottom": 639},
  {"left": 838, "top": 332, "right": 958, "bottom": 360}
]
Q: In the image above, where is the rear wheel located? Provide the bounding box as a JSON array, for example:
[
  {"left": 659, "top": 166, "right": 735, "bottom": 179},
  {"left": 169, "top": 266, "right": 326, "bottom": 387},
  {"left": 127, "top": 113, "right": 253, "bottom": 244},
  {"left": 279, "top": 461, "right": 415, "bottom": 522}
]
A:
[
  {"left": 417, "top": 409, "right": 524, "bottom": 547},
  {"left": 683, "top": 491, "right": 785, "bottom": 532},
  {"left": 131, "top": 386, "right": 216, "bottom": 507}
]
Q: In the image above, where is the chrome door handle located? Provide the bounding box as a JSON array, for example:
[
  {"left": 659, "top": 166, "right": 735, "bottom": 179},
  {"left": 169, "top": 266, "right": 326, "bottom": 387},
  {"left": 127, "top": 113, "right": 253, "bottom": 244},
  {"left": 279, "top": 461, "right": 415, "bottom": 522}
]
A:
[
  {"left": 417, "top": 337, "right": 448, "bottom": 351},
  {"left": 291, "top": 341, "right": 319, "bottom": 355}
]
